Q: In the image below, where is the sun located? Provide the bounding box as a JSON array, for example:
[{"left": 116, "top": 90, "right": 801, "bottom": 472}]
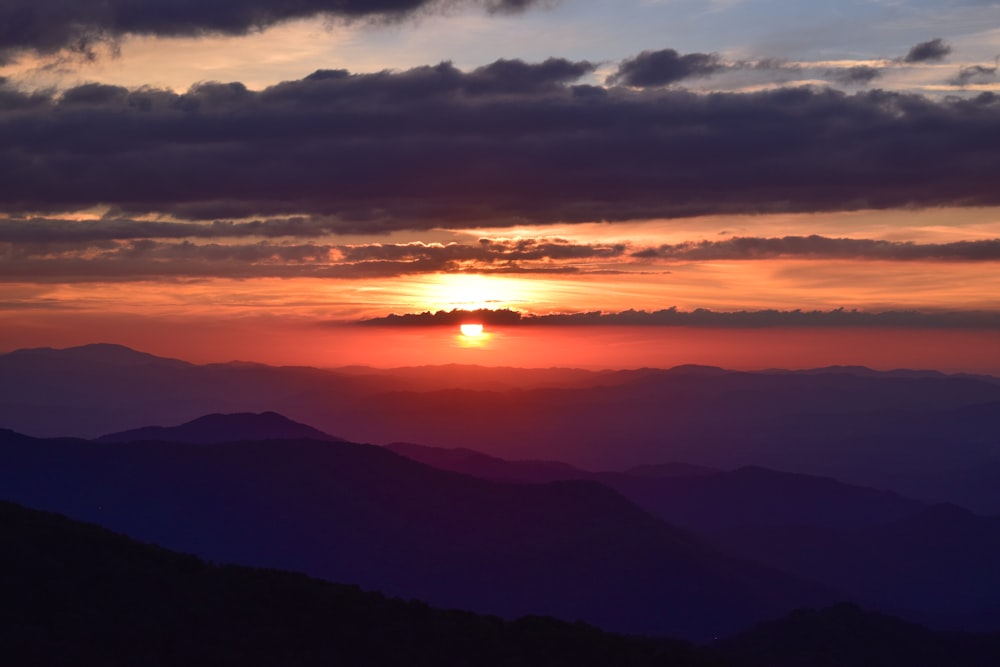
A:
[
  {"left": 460, "top": 323, "right": 485, "bottom": 337},
  {"left": 418, "top": 274, "right": 530, "bottom": 312}
]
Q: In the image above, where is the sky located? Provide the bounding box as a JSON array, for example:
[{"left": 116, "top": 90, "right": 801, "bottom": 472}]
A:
[{"left": 1, "top": 0, "right": 999, "bottom": 371}]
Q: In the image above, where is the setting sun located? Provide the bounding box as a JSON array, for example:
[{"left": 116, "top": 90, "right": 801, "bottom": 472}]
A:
[{"left": 460, "top": 323, "right": 485, "bottom": 337}]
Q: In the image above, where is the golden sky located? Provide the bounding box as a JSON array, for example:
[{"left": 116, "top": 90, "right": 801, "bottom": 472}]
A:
[{"left": 1, "top": 1, "right": 999, "bottom": 369}]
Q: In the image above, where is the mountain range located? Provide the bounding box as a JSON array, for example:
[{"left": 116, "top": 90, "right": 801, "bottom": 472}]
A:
[
  {"left": 0, "top": 499, "right": 724, "bottom": 666},
  {"left": 385, "top": 439, "right": 1000, "bottom": 628},
  {"left": 11, "top": 499, "right": 1000, "bottom": 666},
  {"left": 0, "top": 421, "right": 835, "bottom": 640},
  {"left": 2, "top": 344, "right": 998, "bottom": 512},
  {"left": 4, "top": 343, "right": 1000, "bottom": 656}
]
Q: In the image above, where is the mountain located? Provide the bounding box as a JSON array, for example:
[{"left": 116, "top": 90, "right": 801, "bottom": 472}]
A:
[
  {"left": 4, "top": 343, "right": 1000, "bottom": 510},
  {"left": 626, "top": 462, "right": 722, "bottom": 478},
  {"left": 0, "top": 499, "right": 728, "bottom": 667},
  {"left": 96, "top": 412, "right": 344, "bottom": 444},
  {"left": 7, "top": 499, "right": 1000, "bottom": 667},
  {"left": 0, "top": 342, "right": 191, "bottom": 370},
  {"left": 387, "top": 442, "right": 592, "bottom": 484},
  {"left": 387, "top": 442, "right": 1000, "bottom": 626},
  {"left": 387, "top": 443, "right": 925, "bottom": 531},
  {"left": 0, "top": 428, "right": 835, "bottom": 641},
  {"left": 719, "top": 603, "right": 1000, "bottom": 667},
  {"left": 727, "top": 504, "right": 1000, "bottom": 619}
]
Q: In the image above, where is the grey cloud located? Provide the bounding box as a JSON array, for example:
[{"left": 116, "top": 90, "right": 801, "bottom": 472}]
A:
[
  {"left": 0, "top": 237, "right": 622, "bottom": 280},
  {"left": 828, "top": 66, "right": 883, "bottom": 86},
  {"left": 340, "top": 239, "right": 626, "bottom": 263},
  {"left": 0, "top": 62, "right": 999, "bottom": 228},
  {"left": 607, "top": 49, "right": 724, "bottom": 87},
  {"left": 632, "top": 236, "right": 1000, "bottom": 261},
  {"left": 951, "top": 65, "right": 999, "bottom": 86},
  {"left": 903, "top": 38, "right": 952, "bottom": 63},
  {"left": 360, "top": 307, "right": 1000, "bottom": 329},
  {"left": 0, "top": 0, "right": 544, "bottom": 63},
  {"left": 0, "top": 216, "right": 370, "bottom": 243}
]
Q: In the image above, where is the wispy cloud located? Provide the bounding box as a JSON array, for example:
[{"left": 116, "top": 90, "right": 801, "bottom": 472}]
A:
[
  {"left": 632, "top": 236, "right": 1000, "bottom": 261},
  {"left": 360, "top": 306, "right": 1000, "bottom": 329},
  {"left": 4, "top": 233, "right": 998, "bottom": 282}
]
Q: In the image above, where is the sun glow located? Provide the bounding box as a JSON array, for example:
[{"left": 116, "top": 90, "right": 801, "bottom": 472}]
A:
[
  {"left": 460, "top": 323, "right": 484, "bottom": 337},
  {"left": 419, "top": 274, "right": 532, "bottom": 312}
]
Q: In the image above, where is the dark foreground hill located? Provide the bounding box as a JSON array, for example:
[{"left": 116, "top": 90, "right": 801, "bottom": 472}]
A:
[
  {"left": 718, "top": 604, "right": 1000, "bottom": 667},
  {"left": 0, "top": 500, "right": 725, "bottom": 667},
  {"left": 6, "top": 500, "right": 1000, "bottom": 667},
  {"left": 0, "top": 428, "right": 834, "bottom": 641}
]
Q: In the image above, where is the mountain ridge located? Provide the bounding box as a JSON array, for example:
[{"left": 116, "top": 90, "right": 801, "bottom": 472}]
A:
[
  {"left": 0, "top": 426, "right": 837, "bottom": 640},
  {"left": 96, "top": 411, "right": 344, "bottom": 444}
]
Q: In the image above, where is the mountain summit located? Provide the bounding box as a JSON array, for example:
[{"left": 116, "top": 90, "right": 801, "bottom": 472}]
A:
[{"left": 96, "top": 412, "right": 342, "bottom": 444}]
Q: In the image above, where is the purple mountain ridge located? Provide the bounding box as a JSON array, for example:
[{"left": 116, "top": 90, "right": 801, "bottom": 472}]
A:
[{"left": 96, "top": 412, "right": 344, "bottom": 444}]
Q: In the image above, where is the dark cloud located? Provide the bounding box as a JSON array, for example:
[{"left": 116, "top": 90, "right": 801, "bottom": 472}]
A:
[
  {"left": 0, "top": 0, "right": 543, "bottom": 62},
  {"left": 607, "top": 49, "right": 724, "bottom": 87},
  {"left": 340, "top": 238, "right": 625, "bottom": 262},
  {"left": 360, "top": 307, "right": 1000, "bottom": 329},
  {"left": 0, "top": 237, "right": 626, "bottom": 280},
  {"left": 903, "top": 38, "right": 952, "bottom": 63},
  {"left": 951, "top": 65, "right": 999, "bottom": 86},
  {"left": 828, "top": 66, "right": 882, "bottom": 86},
  {"left": 632, "top": 236, "right": 1000, "bottom": 262},
  {"left": 0, "top": 63, "right": 999, "bottom": 228},
  {"left": 0, "top": 216, "right": 375, "bottom": 243}
]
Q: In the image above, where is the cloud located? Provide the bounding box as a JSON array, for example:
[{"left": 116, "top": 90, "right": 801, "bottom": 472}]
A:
[
  {"left": 632, "top": 236, "right": 1000, "bottom": 261},
  {"left": 607, "top": 49, "right": 724, "bottom": 87},
  {"left": 340, "top": 238, "right": 626, "bottom": 263},
  {"left": 0, "top": 0, "right": 545, "bottom": 63},
  {"left": 0, "top": 216, "right": 381, "bottom": 243},
  {"left": 903, "top": 38, "right": 952, "bottom": 63},
  {"left": 359, "top": 307, "right": 1000, "bottom": 329},
  {"left": 827, "top": 66, "right": 882, "bottom": 86},
  {"left": 0, "top": 237, "right": 630, "bottom": 280},
  {"left": 951, "top": 65, "right": 999, "bottom": 87},
  {"left": 1, "top": 62, "right": 999, "bottom": 228}
]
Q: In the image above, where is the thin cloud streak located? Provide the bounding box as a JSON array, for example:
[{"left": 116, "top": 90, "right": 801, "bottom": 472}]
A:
[
  {"left": 0, "top": 238, "right": 629, "bottom": 280},
  {"left": 3, "top": 235, "right": 1000, "bottom": 282},
  {"left": 634, "top": 236, "right": 1000, "bottom": 261},
  {"left": 360, "top": 307, "right": 1000, "bottom": 329}
]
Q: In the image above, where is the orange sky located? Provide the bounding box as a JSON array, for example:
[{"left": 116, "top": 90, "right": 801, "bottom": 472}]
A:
[{"left": 3, "top": 207, "right": 1000, "bottom": 371}]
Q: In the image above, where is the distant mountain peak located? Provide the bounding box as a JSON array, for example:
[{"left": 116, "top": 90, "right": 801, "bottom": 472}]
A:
[
  {"left": 665, "top": 364, "right": 729, "bottom": 376},
  {"left": 624, "top": 462, "right": 720, "bottom": 478},
  {"left": 95, "top": 412, "right": 343, "bottom": 445},
  {"left": 3, "top": 343, "right": 190, "bottom": 367}
]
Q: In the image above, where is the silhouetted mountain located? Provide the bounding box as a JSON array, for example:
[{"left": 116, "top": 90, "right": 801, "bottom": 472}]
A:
[
  {"left": 4, "top": 343, "right": 1000, "bottom": 510},
  {"left": 97, "top": 412, "right": 343, "bottom": 444},
  {"left": 387, "top": 442, "right": 592, "bottom": 483},
  {"left": 722, "top": 503, "right": 1000, "bottom": 619},
  {"left": 7, "top": 500, "right": 1000, "bottom": 666},
  {"left": 388, "top": 443, "right": 925, "bottom": 531},
  {"left": 0, "top": 342, "right": 191, "bottom": 370},
  {"left": 385, "top": 442, "right": 1000, "bottom": 627},
  {"left": 719, "top": 603, "right": 1000, "bottom": 667},
  {"left": 0, "top": 428, "right": 835, "bottom": 640},
  {"left": 0, "top": 500, "right": 730, "bottom": 667},
  {"left": 626, "top": 462, "right": 721, "bottom": 478}
]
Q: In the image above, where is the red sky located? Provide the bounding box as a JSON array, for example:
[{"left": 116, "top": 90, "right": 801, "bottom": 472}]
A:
[{"left": 1, "top": 4, "right": 998, "bottom": 372}]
